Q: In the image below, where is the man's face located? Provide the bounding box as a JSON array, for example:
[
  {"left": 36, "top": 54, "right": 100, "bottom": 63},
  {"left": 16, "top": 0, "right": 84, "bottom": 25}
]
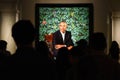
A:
[{"left": 59, "top": 22, "right": 67, "bottom": 33}]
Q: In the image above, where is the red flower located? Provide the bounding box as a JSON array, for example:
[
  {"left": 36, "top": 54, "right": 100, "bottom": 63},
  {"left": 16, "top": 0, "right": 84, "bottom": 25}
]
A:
[{"left": 42, "top": 20, "right": 47, "bottom": 25}]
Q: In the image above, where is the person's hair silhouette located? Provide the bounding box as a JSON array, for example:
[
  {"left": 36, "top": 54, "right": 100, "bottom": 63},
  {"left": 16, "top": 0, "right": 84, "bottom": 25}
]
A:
[
  {"left": 90, "top": 32, "right": 107, "bottom": 51},
  {"left": 12, "top": 20, "right": 35, "bottom": 46},
  {"left": 109, "top": 41, "right": 120, "bottom": 61},
  {"left": 0, "top": 40, "right": 11, "bottom": 56}
]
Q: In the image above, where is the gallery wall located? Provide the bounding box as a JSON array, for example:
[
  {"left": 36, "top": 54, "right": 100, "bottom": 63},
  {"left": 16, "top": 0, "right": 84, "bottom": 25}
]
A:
[{"left": 0, "top": 2, "right": 16, "bottom": 54}]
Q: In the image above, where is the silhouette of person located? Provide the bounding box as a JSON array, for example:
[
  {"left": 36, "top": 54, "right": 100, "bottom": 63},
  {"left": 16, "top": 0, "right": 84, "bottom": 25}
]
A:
[
  {"left": 35, "top": 41, "right": 57, "bottom": 80},
  {"left": 52, "top": 21, "right": 74, "bottom": 57},
  {"left": 76, "top": 39, "right": 88, "bottom": 50},
  {"left": 66, "top": 32, "right": 120, "bottom": 80},
  {"left": 0, "top": 40, "right": 11, "bottom": 70},
  {"left": 0, "top": 40, "right": 11, "bottom": 56},
  {"left": 35, "top": 41, "right": 55, "bottom": 64},
  {"left": 109, "top": 41, "right": 120, "bottom": 61},
  {"left": 76, "top": 39, "right": 88, "bottom": 55},
  {"left": 10, "top": 20, "right": 58, "bottom": 80},
  {"left": 56, "top": 47, "right": 71, "bottom": 80},
  {"left": 10, "top": 20, "right": 43, "bottom": 79}
]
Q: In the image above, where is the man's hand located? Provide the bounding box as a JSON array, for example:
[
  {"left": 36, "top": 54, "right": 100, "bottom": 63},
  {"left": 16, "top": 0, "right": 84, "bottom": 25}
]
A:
[
  {"left": 55, "top": 44, "right": 66, "bottom": 49},
  {"left": 55, "top": 44, "right": 73, "bottom": 50},
  {"left": 67, "top": 46, "right": 73, "bottom": 50}
]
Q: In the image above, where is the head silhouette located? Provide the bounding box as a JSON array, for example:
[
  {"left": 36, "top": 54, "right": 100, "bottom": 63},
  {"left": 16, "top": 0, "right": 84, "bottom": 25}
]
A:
[
  {"left": 0, "top": 40, "right": 7, "bottom": 50},
  {"left": 90, "top": 32, "right": 107, "bottom": 51},
  {"left": 110, "top": 41, "right": 119, "bottom": 49},
  {"left": 76, "top": 39, "right": 88, "bottom": 49},
  {"left": 12, "top": 20, "right": 35, "bottom": 46}
]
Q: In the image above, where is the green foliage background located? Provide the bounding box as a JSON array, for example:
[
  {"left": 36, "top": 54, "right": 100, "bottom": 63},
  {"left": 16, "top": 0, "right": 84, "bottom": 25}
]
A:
[{"left": 39, "top": 7, "right": 89, "bottom": 45}]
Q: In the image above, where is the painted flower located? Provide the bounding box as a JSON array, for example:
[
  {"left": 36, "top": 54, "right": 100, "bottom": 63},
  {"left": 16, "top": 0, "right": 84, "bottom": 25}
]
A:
[{"left": 42, "top": 20, "right": 47, "bottom": 25}]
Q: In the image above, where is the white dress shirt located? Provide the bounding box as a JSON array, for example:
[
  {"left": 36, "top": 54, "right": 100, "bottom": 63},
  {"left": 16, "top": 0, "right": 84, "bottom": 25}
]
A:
[{"left": 60, "top": 31, "right": 65, "bottom": 42}]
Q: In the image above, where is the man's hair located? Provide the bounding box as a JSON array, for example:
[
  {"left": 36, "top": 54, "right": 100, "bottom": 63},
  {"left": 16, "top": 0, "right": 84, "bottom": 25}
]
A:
[
  {"left": 59, "top": 21, "right": 67, "bottom": 27},
  {"left": 12, "top": 20, "right": 35, "bottom": 45},
  {"left": 90, "top": 32, "right": 107, "bottom": 50}
]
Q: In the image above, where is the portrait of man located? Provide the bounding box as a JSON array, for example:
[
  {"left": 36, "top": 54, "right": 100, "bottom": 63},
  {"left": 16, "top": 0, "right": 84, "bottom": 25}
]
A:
[{"left": 52, "top": 21, "right": 74, "bottom": 56}]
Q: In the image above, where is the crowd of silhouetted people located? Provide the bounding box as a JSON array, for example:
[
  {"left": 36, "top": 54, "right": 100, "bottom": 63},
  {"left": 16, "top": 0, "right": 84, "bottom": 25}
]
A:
[{"left": 0, "top": 20, "right": 120, "bottom": 80}]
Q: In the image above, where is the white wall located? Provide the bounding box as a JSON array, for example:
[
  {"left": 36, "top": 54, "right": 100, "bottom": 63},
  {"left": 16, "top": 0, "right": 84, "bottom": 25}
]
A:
[
  {"left": 112, "top": 12, "right": 120, "bottom": 63},
  {"left": 0, "top": 12, "right": 16, "bottom": 53},
  {"left": 0, "top": 2, "right": 17, "bottom": 54},
  {"left": 112, "top": 12, "right": 120, "bottom": 45}
]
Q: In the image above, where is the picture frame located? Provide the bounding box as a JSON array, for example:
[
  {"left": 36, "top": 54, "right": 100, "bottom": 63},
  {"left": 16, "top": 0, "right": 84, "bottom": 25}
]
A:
[{"left": 35, "top": 3, "right": 94, "bottom": 46}]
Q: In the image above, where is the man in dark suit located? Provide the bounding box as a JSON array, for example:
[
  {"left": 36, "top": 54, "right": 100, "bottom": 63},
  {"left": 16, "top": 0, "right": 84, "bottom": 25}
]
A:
[{"left": 52, "top": 21, "right": 74, "bottom": 57}]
